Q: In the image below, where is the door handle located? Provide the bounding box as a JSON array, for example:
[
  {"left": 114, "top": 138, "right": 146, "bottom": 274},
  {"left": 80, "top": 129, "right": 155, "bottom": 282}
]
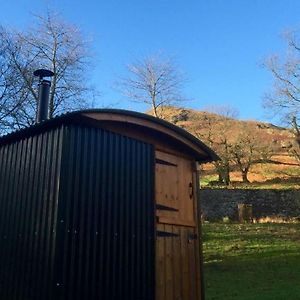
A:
[
  {"left": 188, "top": 233, "right": 198, "bottom": 243},
  {"left": 189, "top": 182, "right": 193, "bottom": 199}
]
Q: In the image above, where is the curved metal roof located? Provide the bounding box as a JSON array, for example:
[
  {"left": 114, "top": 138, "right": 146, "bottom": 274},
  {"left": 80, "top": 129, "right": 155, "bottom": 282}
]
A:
[{"left": 0, "top": 109, "right": 219, "bottom": 162}]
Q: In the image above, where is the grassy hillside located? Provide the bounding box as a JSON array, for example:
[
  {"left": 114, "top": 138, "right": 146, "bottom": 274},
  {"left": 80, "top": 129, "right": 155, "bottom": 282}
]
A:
[{"left": 154, "top": 106, "right": 300, "bottom": 189}]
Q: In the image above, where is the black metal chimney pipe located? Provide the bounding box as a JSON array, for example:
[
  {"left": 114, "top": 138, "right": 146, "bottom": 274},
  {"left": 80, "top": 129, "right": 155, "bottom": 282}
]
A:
[{"left": 33, "top": 69, "right": 54, "bottom": 123}]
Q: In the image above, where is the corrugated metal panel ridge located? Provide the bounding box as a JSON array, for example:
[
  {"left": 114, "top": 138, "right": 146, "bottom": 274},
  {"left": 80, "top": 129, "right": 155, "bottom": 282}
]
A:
[
  {"left": 0, "top": 126, "right": 65, "bottom": 300},
  {"left": 53, "top": 124, "right": 155, "bottom": 300}
]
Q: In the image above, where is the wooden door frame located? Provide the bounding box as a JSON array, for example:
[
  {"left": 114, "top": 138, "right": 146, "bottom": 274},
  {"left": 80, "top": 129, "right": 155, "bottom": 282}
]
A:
[{"left": 194, "top": 162, "right": 205, "bottom": 300}]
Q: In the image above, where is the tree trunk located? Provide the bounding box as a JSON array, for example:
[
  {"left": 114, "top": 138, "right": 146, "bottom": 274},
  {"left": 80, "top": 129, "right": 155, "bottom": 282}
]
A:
[
  {"left": 152, "top": 103, "right": 158, "bottom": 117},
  {"left": 242, "top": 169, "right": 249, "bottom": 183},
  {"left": 292, "top": 116, "right": 300, "bottom": 147},
  {"left": 218, "top": 173, "right": 223, "bottom": 183},
  {"left": 223, "top": 168, "right": 230, "bottom": 186},
  {"left": 216, "top": 163, "right": 230, "bottom": 186}
]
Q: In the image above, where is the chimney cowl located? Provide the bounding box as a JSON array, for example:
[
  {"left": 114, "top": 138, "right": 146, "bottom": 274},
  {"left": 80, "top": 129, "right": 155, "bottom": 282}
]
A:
[{"left": 34, "top": 69, "right": 54, "bottom": 123}]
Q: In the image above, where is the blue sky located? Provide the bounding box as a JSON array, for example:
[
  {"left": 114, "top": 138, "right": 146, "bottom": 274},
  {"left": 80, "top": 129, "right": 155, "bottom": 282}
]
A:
[{"left": 1, "top": 0, "right": 300, "bottom": 122}]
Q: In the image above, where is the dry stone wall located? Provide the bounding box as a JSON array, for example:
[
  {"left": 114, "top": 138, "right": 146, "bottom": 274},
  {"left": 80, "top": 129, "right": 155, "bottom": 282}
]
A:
[{"left": 200, "top": 189, "right": 300, "bottom": 221}]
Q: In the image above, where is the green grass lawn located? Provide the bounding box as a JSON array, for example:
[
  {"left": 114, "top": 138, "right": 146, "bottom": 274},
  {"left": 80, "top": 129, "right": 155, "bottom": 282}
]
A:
[{"left": 202, "top": 223, "right": 300, "bottom": 300}]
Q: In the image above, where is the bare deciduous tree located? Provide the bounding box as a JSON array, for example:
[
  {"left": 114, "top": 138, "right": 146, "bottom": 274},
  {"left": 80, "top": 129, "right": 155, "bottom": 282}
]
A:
[
  {"left": 194, "top": 106, "right": 239, "bottom": 185},
  {"left": 230, "top": 125, "right": 273, "bottom": 183},
  {"left": 0, "top": 12, "right": 94, "bottom": 131},
  {"left": 263, "top": 27, "right": 300, "bottom": 163},
  {"left": 117, "top": 54, "right": 186, "bottom": 118},
  {"left": 290, "top": 116, "right": 300, "bottom": 163},
  {"left": 193, "top": 105, "right": 276, "bottom": 185},
  {"left": 0, "top": 29, "right": 26, "bottom": 132}
]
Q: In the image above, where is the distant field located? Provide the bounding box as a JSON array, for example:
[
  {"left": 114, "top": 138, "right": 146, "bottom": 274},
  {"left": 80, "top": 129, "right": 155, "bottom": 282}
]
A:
[{"left": 202, "top": 223, "right": 300, "bottom": 300}]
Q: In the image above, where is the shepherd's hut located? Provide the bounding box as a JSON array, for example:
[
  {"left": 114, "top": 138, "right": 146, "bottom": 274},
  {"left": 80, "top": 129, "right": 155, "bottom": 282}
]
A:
[{"left": 0, "top": 71, "right": 218, "bottom": 300}]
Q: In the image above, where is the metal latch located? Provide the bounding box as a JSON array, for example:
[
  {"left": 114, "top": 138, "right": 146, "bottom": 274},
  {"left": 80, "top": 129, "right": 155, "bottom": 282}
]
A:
[
  {"left": 156, "top": 204, "right": 179, "bottom": 211},
  {"left": 157, "top": 231, "right": 179, "bottom": 238}
]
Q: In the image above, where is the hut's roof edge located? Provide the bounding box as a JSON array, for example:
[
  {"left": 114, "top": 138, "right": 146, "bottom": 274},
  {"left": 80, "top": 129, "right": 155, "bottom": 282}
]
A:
[{"left": 0, "top": 109, "right": 219, "bottom": 162}]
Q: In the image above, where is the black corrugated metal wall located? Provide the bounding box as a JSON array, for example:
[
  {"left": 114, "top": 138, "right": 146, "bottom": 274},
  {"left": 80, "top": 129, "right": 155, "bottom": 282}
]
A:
[
  {"left": 0, "top": 126, "right": 64, "bottom": 300},
  {"left": 0, "top": 123, "right": 155, "bottom": 300},
  {"left": 54, "top": 125, "right": 155, "bottom": 300}
]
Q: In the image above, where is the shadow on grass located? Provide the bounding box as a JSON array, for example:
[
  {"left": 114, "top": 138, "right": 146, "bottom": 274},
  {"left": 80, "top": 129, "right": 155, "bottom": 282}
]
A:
[
  {"left": 203, "top": 223, "right": 300, "bottom": 300},
  {"left": 252, "top": 176, "right": 300, "bottom": 185},
  {"left": 204, "top": 253, "right": 300, "bottom": 300}
]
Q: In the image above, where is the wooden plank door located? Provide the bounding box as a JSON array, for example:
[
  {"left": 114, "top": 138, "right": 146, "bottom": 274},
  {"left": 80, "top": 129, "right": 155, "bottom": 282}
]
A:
[{"left": 155, "top": 151, "right": 202, "bottom": 300}]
